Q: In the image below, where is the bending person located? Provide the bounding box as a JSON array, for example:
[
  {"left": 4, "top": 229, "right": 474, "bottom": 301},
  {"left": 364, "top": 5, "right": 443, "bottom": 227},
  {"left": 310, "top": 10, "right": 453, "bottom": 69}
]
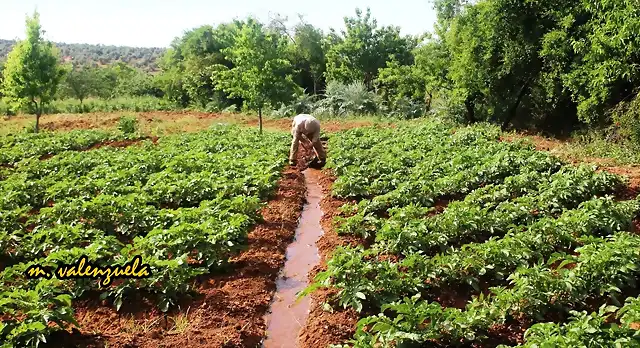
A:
[{"left": 289, "top": 113, "right": 326, "bottom": 167}]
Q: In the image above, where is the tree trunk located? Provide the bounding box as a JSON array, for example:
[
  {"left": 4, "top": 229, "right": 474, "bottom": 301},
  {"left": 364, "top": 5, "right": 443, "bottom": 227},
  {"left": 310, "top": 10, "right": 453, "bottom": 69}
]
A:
[
  {"left": 364, "top": 73, "right": 373, "bottom": 90},
  {"left": 258, "top": 107, "right": 263, "bottom": 135},
  {"left": 35, "top": 112, "right": 40, "bottom": 133},
  {"left": 425, "top": 92, "right": 432, "bottom": 113},
  {"left": 313, "top": 79, "right": 317, "bottom": 95},
  {"left": 501, "top": 79, "right": 532, "bottom": 131},
  {"left": 464, "top": 95, "right": 476, "bottom": 123}
]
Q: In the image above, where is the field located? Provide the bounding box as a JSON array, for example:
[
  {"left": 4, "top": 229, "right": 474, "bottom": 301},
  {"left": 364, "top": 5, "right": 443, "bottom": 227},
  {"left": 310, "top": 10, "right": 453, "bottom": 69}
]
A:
[
  {"left": 301, "top": 121, "right": 640, "bottom": 347},
  {"left": 1, "top": 112, "right": 640, "bottom": 348}
]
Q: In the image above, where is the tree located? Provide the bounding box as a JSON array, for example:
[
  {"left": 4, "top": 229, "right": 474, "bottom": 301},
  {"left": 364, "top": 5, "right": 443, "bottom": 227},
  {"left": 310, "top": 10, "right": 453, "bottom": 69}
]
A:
[
  {"left": 1, "top": 11, "right": 64, "bottom": 132},
  {"left": 61, "top": 64, "right": 96, "bottom": 106},
  {"left": 437, "top": 0, "right": 557, "bottom": 128},
  {"left": 414, "top": 38, "right": 453, "bottom": 111},
  {"left": 213, "top": 18, "right": 298, "bottom": 134},
  {"left": 375, "top": 33, "right": 455, "bottom": 117},
  {"left": 157, "top": 21, "right": 244, "bottom": 109},
  {"left": 91, "top": 65, "right": 118, "bottom": 99},
  {"left": 325, "top": 8, "right": 416, "bottom": 89},
  {"left": 0, "top": 61, "right": 5, "bottom": 98},
  {"left": 292, "top": 19, "right": 326, "bottom": 94},
  {"left": 110, "top": 62, "right": 157, "bottom": 97},
  {"left": 376, "top": 59, "right": 426, "bottom": 109},
  {"left": 540, "top": 0, "right": 640, "bottom": 126}
]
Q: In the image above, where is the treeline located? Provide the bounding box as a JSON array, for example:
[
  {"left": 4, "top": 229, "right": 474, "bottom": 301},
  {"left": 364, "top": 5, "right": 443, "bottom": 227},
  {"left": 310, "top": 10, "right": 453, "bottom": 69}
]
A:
[
  {"left": 2, "top": 1, "right": 640, "bottom": 143},
  {"left": 150, "top": 0, "right": 640, "bottom": 140},
  {"left": 0, "top": 39, "right": 165, "bottom": 72},
  {"left": 0, "top": 58, "right": 163, "bottom": 114},
  {"left": 418, "top": 0, "right": 640, "bottom": 137},
  {"left": 153, "top": 9, "right": 419, "bottom": 120}
]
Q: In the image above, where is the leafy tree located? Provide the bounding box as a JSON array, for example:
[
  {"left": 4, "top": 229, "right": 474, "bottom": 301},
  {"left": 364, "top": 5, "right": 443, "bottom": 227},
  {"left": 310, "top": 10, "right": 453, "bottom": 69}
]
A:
[
  {"left": 261, "top": 14, "right": 327, "bottom": 95},
  {"left": 441, "top": 2, "right": 492, "bottom": 123},
  {"left": 439, "top": 0, "right": 558, "bottom": 128},
  {"left": 433, "top": 0, "right": 469, "bottom": 34},
  {"left": 376, "top": 59, "right": 426, "bottom": 110},
  {"left": 213, "top": 18, "right": 299, "bottom": 134},
  {"left": 325, "top": 8, "right": 416, "bottom": 89},
  {"left": 111, "top": 62, "right": 156, "bottom": 97},
  {"left": 91, "top": 65, "right": 118, "bottom": 99},
  {"left": 426, "top": 0, "right": 640, "bottom": 133},
  {"left": 0, "top": 61, "right": 5, "bottom": 98},
  {"left": 292, "top": 19, "right": 326, "bottom": 94},
  {"left": 85, "top": 62, "right": 158, "bottom": 99},
  {"left": 1, "top": 11, "right": 64, "bottom": 132},
  {"left": 376, "top": 34, "right": 453, "bottom": 116},
  {"left": 540, "top": 0, "right": 640, "bottom": 125},
  {"left": 158, "top": 22, "right": 243, "bottom": 108},
  {"left": 266, "top": 13, "right": 295, "bottom": 42},
  {"left": 60, "top": 64, "right": 96, "bottom": 106},
  {"left": 413, "top": 38, "right": 453, "bottom": 111},
  {"left": 156, "top": 43, "right": 189, "bottom": 106}
]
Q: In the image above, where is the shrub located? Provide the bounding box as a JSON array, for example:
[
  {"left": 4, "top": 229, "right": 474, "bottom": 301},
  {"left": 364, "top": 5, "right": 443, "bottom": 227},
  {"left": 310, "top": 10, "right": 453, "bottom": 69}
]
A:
[
  {"left": 314, "top": 81, "right": 379, "bottom": 116},
  {"left": 381, "top": 97, "right": 426, "bottom": 120},
  {"left": 16, "top": 97, "right": 180, "bottom": 115},
  {"left": 609, "top": 92, "right": 640, "bottom": 148},
  {"left": 0, "top": 100, "right": 13, "bottom": 116},
  {"left": 273, "top": 93, "right": 317, "bottom": 117},
  {"left": 117, "top": 114, "right": 139, "bottom": 135},
  {"left": 222, "top": 105, "right": 238, "bottom": 113}
]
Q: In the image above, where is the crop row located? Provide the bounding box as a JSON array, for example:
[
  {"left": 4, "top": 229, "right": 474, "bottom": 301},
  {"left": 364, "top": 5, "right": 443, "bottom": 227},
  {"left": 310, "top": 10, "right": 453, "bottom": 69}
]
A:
[
  {"left": 338, "top": 231, "right": 640, "bottom": 347},
  {"left": 338, "top": 165, "right": 622, "bottom": 253},
  {"left": 308, "top": 121, "right": 640, "bottom": 347},
  {"left": 310, "top": 196, "right": 640, "bottom": 313},
  {"left": 0, "top": 125, "right": 290, "bottom": 347},
  {"left": 0, "top": 129, "right": 136, "bottom": 165}
]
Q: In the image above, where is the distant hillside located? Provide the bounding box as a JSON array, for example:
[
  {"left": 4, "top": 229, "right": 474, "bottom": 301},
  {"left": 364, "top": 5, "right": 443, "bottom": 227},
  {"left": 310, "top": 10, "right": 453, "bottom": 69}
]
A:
[{"left": 0, "top": 39, "right": 166, "bottom": 72}]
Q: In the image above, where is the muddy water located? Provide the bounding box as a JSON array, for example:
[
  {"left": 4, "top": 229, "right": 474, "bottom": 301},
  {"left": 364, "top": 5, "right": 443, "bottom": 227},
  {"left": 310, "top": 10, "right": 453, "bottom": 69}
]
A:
[{"left": 263, "top": 169, "right": 324, "bottom": 348}]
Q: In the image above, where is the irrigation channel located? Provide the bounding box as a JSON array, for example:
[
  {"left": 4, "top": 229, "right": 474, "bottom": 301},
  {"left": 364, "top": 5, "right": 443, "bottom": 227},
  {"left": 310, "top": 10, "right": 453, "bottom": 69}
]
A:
[{"left": 263, "top": 169, "right": 325, "bottom": 348}]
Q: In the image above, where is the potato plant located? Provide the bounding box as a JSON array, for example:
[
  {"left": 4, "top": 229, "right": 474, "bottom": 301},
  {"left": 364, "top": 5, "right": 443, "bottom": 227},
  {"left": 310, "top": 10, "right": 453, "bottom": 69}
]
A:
[
  {"left": 309, "top": 121, "right": 640, "bottom": 347},
  {"left": 0, "top": 125, "right": 290, "bottom": 347}
]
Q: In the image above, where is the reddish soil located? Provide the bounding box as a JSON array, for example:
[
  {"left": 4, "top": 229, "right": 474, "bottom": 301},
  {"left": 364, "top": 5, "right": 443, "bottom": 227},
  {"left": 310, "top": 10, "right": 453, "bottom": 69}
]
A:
[
  {"left": 500, "top": 134, "right": 563, "bottom": 153},
  {"left": 425, "top": 280, "right": 496, "bottom": 311},
  {"left": 39, "top": 111, "right": 229, "bottom": 132},
  {"left": 47, "top": 148, "right": 309, "bottom": 348},
  {"left": 35, "top": 111, "right": 379, "bottom": 135},
  {"left": 297, "top": 169, "right": 365, "bottom": 348},
  {"left": 428, "top": 196, "right": 458, "bottom": 217},
  {"left": 631, "top": 218, "right": 640, "bottom": 235},
  {"left": 482, "top": 320, "right": 528, "bottom": 347},
  {"left": 86, "top": 137, "right": 159, "bottom": 150},
  {"left": 37, "top": 136, "right": 159, "bottom": 161}
]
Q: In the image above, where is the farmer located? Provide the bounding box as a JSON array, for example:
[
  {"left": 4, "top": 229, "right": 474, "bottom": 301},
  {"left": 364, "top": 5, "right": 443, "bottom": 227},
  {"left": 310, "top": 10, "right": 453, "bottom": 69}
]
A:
[{"left": 289, "top": 113, "right": 326, "bottom": 167}]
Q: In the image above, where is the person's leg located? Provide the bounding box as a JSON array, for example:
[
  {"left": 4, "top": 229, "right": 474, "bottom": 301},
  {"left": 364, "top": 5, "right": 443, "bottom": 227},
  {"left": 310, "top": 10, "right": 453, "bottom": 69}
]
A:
[
  {"left": 310, "top": 130, "right": 326, "bottom": 162},
  {"left": 303, "top": 118, "right": 325, "bottom": 162},
  {"left": 289, "top": 130, "right": 300, "bottom": 164}
]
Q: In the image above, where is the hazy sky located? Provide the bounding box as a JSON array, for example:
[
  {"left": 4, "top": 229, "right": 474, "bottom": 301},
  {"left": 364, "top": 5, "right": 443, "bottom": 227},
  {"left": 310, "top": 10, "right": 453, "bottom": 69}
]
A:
[{"left": 1, "top": 0, "right": 438, "bottom": 48}]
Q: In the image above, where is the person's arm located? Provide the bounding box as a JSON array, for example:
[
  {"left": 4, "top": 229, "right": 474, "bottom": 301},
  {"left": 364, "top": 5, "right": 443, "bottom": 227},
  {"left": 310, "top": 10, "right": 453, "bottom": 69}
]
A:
[{"left": 289, "top": 128, "right": 300, "bottom": 165}]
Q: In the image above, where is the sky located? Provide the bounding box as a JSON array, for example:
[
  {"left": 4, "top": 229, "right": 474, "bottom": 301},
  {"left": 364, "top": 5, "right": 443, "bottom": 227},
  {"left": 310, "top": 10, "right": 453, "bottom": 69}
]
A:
[{"left": 0, "top": 0, "right": 438, "bottom": 48}]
